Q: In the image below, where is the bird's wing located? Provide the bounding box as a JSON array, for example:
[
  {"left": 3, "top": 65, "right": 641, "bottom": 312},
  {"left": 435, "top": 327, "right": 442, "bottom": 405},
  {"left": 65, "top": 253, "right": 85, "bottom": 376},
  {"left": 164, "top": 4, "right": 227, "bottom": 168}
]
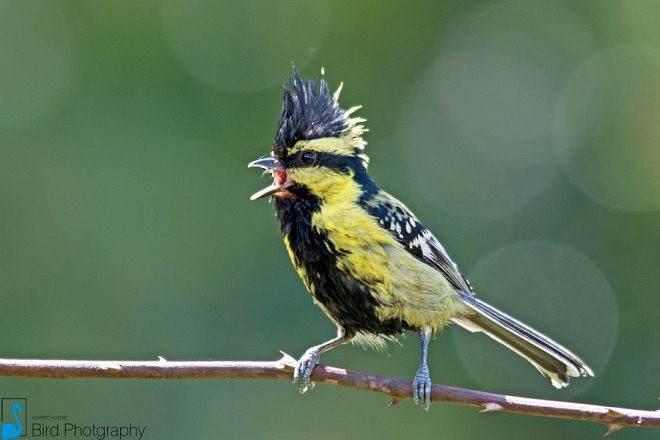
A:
[{"left": 363, "top": 191, "right": 473, "bottom": 293}]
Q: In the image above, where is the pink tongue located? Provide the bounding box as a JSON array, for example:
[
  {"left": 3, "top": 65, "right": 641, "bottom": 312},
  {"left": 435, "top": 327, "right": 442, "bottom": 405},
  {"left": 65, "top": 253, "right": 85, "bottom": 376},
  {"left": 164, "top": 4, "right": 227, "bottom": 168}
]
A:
[{"left": 274, "top": 169, "right": 287, "bottom": 186}]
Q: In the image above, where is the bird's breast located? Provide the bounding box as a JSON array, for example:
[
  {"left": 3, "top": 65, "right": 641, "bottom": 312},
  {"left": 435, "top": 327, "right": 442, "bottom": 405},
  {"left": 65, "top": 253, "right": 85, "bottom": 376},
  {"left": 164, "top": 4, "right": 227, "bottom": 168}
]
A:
[
  {"left": 275, "top": 197, "right": 407, "bottom": 334},
  {"left": 275, "top": 194, "right": 457, "bottom": 334}
]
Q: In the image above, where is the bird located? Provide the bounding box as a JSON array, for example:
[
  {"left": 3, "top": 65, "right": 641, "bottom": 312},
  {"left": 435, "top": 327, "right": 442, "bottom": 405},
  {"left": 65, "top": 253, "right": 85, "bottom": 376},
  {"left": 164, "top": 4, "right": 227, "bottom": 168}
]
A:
[{"left": 248, "top": 67, "right": 593, "bottom": 409}]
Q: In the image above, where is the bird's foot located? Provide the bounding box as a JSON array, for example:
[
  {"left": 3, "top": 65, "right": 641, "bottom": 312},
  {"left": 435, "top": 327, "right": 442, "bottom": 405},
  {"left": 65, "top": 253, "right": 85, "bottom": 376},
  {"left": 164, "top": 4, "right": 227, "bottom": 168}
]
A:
[
  {"left": 293, "top": 348, "right": 320, "bottom": 394},
  {"left": 412, "top": 364, "right": 432, "bottom": 410}
]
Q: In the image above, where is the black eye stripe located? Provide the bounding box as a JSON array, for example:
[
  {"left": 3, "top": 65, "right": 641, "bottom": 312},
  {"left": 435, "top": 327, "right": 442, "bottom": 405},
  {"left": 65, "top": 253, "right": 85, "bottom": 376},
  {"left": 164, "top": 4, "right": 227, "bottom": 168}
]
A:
[{"left": 281, "top": 150, "right": 366, "bottom": 176}]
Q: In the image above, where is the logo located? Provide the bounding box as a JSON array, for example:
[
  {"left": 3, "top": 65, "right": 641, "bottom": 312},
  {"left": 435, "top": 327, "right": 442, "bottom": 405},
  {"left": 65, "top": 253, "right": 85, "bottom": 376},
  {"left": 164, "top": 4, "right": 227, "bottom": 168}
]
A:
[
  {"left": 1, "top": 398, "right": 26, "bottom": 439},
  {"left": 0, "top": 397, "right": 145, "bottom": 439}
]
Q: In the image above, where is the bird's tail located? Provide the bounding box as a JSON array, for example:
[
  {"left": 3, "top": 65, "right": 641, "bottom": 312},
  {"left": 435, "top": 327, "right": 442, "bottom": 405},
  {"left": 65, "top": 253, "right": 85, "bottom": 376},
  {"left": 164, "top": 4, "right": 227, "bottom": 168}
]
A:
[{"left": 452, "top": 292, "right": 593, "bottom": 388}]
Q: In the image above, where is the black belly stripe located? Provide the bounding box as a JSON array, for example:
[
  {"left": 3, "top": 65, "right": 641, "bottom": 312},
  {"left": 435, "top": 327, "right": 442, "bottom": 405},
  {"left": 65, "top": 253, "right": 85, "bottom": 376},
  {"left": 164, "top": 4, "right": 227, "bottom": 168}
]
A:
[{"left": 275, "top": 196, "right": 410, "bottom": 335}]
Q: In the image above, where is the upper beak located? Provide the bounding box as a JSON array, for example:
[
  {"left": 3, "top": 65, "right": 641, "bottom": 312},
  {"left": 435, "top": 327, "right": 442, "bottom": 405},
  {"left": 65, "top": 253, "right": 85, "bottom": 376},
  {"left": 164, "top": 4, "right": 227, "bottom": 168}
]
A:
[
  {"left": 247, "top": 156, "right": 285, "bottom": 200},
  {"left": 248, "top": 156, "right": 283, "bottom": 171}
]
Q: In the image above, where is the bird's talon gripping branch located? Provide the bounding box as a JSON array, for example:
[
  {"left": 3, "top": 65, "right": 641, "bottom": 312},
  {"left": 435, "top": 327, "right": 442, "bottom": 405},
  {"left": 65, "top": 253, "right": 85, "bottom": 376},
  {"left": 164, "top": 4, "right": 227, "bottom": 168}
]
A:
[
  {"left": 292, "top": 331, "right": 351, "bottom": 394},
  {"left": 293, "top": 348, "right": 320, "bottom": 394},
  {"left": 413, "top": 365, "right": 432, "bottom": 410}
]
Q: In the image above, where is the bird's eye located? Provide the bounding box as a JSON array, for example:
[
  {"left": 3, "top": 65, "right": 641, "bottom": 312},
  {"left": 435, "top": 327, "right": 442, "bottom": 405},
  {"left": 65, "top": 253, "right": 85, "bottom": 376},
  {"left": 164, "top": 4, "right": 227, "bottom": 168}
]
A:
[{"left": 301, "top": 152, "right": 318, "bottom": 166}]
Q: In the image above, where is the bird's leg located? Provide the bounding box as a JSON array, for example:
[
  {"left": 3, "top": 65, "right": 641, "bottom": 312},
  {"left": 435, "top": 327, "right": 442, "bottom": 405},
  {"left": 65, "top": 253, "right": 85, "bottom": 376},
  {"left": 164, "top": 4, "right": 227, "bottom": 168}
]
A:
[
  {"left": 413, "top": 326, "right": 432, "bottom": 410},
  {"left": 294, "top": 327, "right": 352, "bottom": 394}
]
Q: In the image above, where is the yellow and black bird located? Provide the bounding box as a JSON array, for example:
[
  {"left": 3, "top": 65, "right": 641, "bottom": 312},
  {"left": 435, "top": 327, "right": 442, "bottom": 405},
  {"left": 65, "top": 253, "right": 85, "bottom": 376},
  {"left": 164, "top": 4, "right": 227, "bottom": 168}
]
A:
[{"left": 248, "top": 68, "right": 593, "bottom": 409}]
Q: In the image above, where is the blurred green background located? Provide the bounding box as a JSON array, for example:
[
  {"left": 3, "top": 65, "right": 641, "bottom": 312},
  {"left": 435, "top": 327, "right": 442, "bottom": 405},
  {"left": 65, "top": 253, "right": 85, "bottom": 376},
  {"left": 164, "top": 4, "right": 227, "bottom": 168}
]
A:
[{"left": 1, "top": 0, "right": 659, "bottom": 438}]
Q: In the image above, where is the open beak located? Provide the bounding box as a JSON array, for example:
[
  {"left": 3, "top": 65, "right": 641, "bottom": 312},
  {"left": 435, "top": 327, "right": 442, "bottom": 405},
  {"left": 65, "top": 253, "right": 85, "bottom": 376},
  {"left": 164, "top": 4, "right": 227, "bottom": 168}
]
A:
[{"left": 248, "top": 156, "right": 288, "bottom": 200}]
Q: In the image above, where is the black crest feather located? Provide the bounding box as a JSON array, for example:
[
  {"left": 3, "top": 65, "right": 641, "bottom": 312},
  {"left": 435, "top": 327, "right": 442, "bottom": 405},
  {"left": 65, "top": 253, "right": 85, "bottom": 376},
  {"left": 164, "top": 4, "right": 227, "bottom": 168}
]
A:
[{"left": 273, "top": 67, "right": 353, "bottom": 157}]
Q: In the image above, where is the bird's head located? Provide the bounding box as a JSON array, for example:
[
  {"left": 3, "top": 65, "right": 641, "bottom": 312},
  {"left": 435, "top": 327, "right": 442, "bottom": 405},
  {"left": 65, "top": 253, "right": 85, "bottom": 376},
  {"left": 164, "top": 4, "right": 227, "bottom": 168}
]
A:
[{"left": 249, "top": 68, "right": 370, "bottom": 202}]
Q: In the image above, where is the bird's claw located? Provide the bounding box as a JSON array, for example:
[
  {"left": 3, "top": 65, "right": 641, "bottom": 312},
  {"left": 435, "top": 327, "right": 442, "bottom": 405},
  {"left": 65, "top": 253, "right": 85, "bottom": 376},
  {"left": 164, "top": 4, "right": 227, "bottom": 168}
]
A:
[
  {"left": 293, "top": 348, "right": 320, "bottom": 394},
  {"left": 412, "top": 365, "right": 432, "bottom": 410}
]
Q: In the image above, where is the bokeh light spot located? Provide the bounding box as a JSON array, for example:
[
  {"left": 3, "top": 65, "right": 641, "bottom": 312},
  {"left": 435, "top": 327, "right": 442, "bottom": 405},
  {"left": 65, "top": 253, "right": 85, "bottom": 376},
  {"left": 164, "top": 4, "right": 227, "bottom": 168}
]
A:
[
  {"left": 436, "top": 50, "right": 555, "bottom": 151},
  {"left": 554, "top": 46, "right": 660, "bottom": 211},
  {"left": 399, "top": 68, "right": 542, "bottom": 220},
  {"left": 453, "top": 241, "right": 618, "bottom": 397},
  {"left": 161, "top": 0, "right": 328, "bottom": 92},
  {"left": 398, "top": 0, "right": 596, "bottom": 220}
]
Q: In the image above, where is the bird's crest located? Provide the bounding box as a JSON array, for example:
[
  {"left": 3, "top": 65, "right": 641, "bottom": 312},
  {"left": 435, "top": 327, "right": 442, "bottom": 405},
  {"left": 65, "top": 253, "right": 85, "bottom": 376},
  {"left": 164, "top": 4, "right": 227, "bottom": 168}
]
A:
[{"left": 273, "top": 66, "right": 366, "bottom": 159}]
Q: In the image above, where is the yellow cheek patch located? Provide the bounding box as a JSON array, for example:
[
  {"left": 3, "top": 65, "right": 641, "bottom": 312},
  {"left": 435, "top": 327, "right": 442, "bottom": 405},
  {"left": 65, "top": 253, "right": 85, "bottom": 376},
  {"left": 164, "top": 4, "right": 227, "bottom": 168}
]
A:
[{"left": 287, "top": 167, "right": 358, "bottom": 203}]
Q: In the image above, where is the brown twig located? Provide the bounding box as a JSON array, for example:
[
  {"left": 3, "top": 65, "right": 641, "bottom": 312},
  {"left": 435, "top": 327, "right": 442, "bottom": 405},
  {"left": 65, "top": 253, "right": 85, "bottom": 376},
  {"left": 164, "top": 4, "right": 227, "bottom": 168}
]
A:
[{"left": 0, "top": 354, "right": 657, "bottom": 434}]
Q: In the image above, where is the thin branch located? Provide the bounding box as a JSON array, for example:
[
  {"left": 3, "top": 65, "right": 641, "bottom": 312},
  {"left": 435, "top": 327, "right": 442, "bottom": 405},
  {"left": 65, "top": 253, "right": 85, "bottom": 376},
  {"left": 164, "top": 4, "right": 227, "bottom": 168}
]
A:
[{"left": 0, "top": 354, "right": 657, "bottom": 433}]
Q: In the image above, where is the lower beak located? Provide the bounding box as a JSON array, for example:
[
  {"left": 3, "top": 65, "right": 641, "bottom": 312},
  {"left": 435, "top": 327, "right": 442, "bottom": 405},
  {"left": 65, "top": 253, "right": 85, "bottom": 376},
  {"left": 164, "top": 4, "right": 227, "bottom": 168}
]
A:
[{"left": 248, "top": 156, "right": 286, "bottom": 200}]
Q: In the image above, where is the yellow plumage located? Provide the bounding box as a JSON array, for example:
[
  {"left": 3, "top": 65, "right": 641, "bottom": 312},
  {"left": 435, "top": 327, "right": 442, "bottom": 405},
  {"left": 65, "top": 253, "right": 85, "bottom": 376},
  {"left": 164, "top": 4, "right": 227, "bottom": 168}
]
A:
[
  {"left": 249, "top": 68, "right": 593, "bottom": 408},
  {"left": 308, "top": 183, "right": 459, "bottom": 332}
]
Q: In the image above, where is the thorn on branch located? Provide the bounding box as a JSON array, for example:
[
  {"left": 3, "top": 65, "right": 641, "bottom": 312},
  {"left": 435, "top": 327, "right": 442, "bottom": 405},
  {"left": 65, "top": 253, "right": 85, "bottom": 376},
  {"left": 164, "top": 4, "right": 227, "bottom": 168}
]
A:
[
  {"left": 604, "top": 423, "right": 624, "bottom": 436},
  {"left": 277, "top": 351, "right": 297, "bottom": 371}
]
